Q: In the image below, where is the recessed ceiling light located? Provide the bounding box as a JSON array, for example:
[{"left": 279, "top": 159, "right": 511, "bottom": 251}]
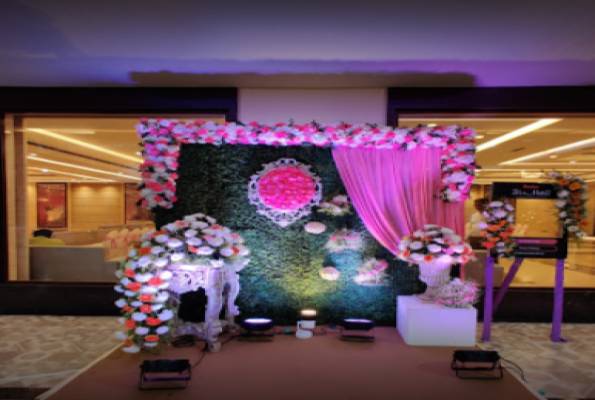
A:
[
  {"left": 570, "top": 161, "right": 577, "bottom": 164},
  {"left": 42, "top": 169, "right": 48, "bottom": 172},
  {"left": 476, "top": 135, "right": 484, "bottom": 139},
  {"left": 501, "top": 137, "right": 595, "bottom": 165},
  {"left": 29, "top": 153, "right": 37, "bottom": 157},
  {"left": 28, "top": 156, "right": 141, "bottom": 181},
  {"left": 27, "top": 128, "right": 142, "bottom": 163},
  {"left": 476, "top": 119, "right": 561, "bottom": 152},
  {"left": 550, "top": 155, "right": 558, "bottom": 158},
  {"left": 427, "top": 124, "right": 437, "bottom": 127},
  {"left": 27, "top": 167, "right": 116, "bottom": 182}
]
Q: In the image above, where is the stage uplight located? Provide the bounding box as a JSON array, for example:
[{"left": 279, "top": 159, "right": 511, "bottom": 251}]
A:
[
  {"left": 296, "top": 309, "right": 317, "bottom": 339},
  {"left": 341, "top": 318, "right": 375, "bottom": 341},
  {"left": 240, "top": 318, "right": 275, "bottom": 341}
]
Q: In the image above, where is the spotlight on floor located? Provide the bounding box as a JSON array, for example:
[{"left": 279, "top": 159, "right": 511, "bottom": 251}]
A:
[
  {"left": 240, "top": 318, "right": 275, "bottom": 341},
  {"left": 296, "top": 309, "right": 317, "bottom": 339},
  {"left": 340, "top": 318, "right": 375, "bottom": 341}
]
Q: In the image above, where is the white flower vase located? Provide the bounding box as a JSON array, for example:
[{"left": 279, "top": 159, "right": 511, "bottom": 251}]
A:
[{"left": 416, "top": 259, "right": 452, "bottom": 303}]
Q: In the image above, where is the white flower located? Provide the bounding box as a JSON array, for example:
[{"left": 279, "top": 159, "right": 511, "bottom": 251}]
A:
[
  {"left": 131, "top": 301, "right": 143, "bottom": 307},
  {"left": 140, "top": 287, "right": 158, "bottom": 294},
  {"left": 441, "top": 228, "right": 455, "bottom": 235},
  {"left": 170, "top": 253, "right": 185, "bottom": 262},
  {"left": 235, "top": 245, "right": 249, "bottom": 256},
  {"left": 137, "top": 256, "right": 152, "bottom": 267},
  {"left": 411, "top": 253, "right": 425, "bottom": 262},
  {"left": 555, "top": 200, "right": 567, "bottom": 208},
  {"left": 489, "top": 201, "right": 503, "bottom": 207},
  {"left": 559, "top": 211, "right": 567, "bottom": 218},
  {"left": 155, "top": 234, "right": 169, "bottom": 243},
  {"left": 482, "top": 211, "right": 490, "bottom": 218},
  {"left": 424, "top": 224, "right": 438, "bottom": 229},
  {"left": 413, "top": 230, "right": 425, "bottom": 238},
  {"left": 197, "top": 246, "right": 215, "bottom": 256},
  {"left": 477, "top": 222, "right": 488, "bottom": 229},
  {"left": 505, "top": 204, "right": 515, "bottom": 211},
  {"left": 122, "top": 345, "right": 141, "bottom": 353},
  {"left": 114, "top": 299, "right": 127, "bottom": 308},
  {"left": 151, "top": 246, "right": 165, "bottom": 255},
  {"left": 132, "top": 312, "right": 147, "bottom": 322},
  {"left": 451, "top": 235, "right": 462, "bottom": 243},
  {"left": 563, "top": 174, "right": 573, "bottom": 179},
  {"left": 437, "top": 254, "right": 453, "bottom": 264},
  {"left": 144, "top": 343, "right": 159, "bottom": 348},
  {"left": 115, "top": 270, "right": 124, "bottom": 279},
  {"left": 124, "top": 290, "right": 136, "bottom": 297},
  {"left": 568, "top": 226, "right": 579, "bottom": 232},
  {"left": 410, "top": 241, "right": 424, "bottom": 250},
  {"left": 155, "top": 292, "right": 169, "bottom": 303},
  {"left": 186, "top": 237, "right": 202, "bottom": 247},
  {"left": 156, "top": 326, "right": 170, "bottom": 335},
  {"left": 154, "top": 258, "right": 169, "bottom": 268},
  {"left": 558, "top": 190, "right": 569, "bottom": 198},
  {"left": 428, "top": 244, "right": 442, "bottom": 253},
  {"left": 206, "top": 216, "right": 216, "bottom": 224},
  {"left": 128, "top": 250, "right": 137, "bottom": 258},
  {"left": 115, "top": 331, "right": 127, "bottom": 340},
  {"left": 191, "top": 221, "right": 209, "bottom": 230},
  {"left": 160, "top": 270, "right": 173, "bottom": 280},
  {"left": 152, "top": 304, "right": 164, "bottom": 311},
  {"left": 494, "top": 210, "right": 507, "bottom": 219},
  {"left": 548, "top": 172, "right": 559, "bottom": 179},
  {"left": 135, "top": 327, "right": 149, "bottom": 335},
  {"left": 114, "top": 285, "right": 124, "bottom": 293},
  {"left": 184, "top": 229, "right": 198, "bottom": 238},
  {"left": 220, "top": 247, "right": 235, "bottom": 257},
  {"left": 207, "top": 237, "right": 225, "bottom": 247},
  {"left": 167, "top": 238, "right": 184, "bottom": 249},
  {"left": 135, "top": 273, "right": 153, "bottom": 283},
  {"left": 120, "top": 277, "right": 131, "bottom": 286},
  {"left": 453, "top": 245, "right": 465, "bottom": 254},
  {"left": 158, "top": 309, "right": 174, "bottom": 321},
  {"left": 497, "top": 242, "right": 505, "bottom": 247}
]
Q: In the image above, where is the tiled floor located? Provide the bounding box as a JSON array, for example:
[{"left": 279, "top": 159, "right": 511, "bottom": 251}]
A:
[{"left": 0, "top": 316, "right": 594, "bottom": 399}]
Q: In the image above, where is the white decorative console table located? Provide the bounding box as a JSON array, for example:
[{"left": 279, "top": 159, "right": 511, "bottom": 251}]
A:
[
  {"left": 171, "top": 263, "right": 242, "bottom": 352},
  {"left": 397, "top": 295, "right": 477, "bottom": 347}
]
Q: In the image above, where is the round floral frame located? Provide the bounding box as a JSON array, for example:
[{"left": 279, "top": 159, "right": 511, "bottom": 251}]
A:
[{"left": 248, "top": 158, "right": 322, "bottom": 227}]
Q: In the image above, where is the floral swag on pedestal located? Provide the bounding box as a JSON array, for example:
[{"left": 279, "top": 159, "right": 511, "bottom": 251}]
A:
[
  {"left": 113, "top": 213, "right": 250, "bottom": 353},
  {"left": 397, "top": 225, "right": 473, "bottom": 302},
  {"left": 136, "top": 120, "right": 476, "bottom": 210},
  {"left": 248, "top": 158, "right": 322, "bottom": 227}
]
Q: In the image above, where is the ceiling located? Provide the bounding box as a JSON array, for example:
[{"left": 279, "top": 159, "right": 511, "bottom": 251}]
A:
[
  {"left": 17, "top": 115, "right": 595, "bottom": 185},
  {"left": 2, "top": 0, "right": 595, "bottom": 87}
]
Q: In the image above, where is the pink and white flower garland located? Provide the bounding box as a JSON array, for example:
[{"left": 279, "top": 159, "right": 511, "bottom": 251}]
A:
[
  {"left": 136, "top": 120, "right": 476, "bottom": 210},
  {"left": 114, "top": 213, "right": 249, "bottom": 353}
]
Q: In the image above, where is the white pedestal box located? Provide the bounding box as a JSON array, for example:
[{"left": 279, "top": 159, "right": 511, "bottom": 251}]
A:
[{"left": 397, "top": 295, "right": 477, "bottom": 347}]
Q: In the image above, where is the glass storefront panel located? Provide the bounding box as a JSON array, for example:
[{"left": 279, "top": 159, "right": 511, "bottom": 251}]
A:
[{"left": 4, "top": 114, "right": 224, "bottom": 282}]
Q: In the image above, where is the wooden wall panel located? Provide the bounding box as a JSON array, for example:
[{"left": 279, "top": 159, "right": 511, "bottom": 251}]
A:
[{"left": 70, "top": 183, "right": 124, "bottom": 230}]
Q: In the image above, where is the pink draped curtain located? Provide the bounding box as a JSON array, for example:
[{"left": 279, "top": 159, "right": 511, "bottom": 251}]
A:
[{"left": 332, "top": 147, "right": 465, "bottom": 256}]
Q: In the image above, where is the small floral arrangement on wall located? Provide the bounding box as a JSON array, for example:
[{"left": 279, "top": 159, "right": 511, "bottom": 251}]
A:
[
  {"left": 318, "top": 195, "right": 351, "bottom": 216},
  {"left": 436, "top": 278, "right": 480, "bottom": 308},
  {"left": 325, "top": 229, "right": 363, "bottom": 253},
  {"left": 478, "top": 200, "right": 516, "bottom": 258},
  {"left": 549, "top": 171, "right": 589, "bottom": 243},
  {"left": 353, "top": 258, "right": 389, "bottom": 286},
  {"left": 397, "top": 225, "right": 473, "bottom": 265}
]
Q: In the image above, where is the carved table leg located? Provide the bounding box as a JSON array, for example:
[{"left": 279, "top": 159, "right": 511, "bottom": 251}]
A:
[
  {"left": 205, "top": 268, "right": 224, "bottom": 352},
  {"left": 225, "top": 269, "right": 241, "bottom": 332}
]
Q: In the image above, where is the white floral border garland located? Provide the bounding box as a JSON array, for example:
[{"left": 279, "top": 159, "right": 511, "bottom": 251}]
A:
[
  {"left": 248, "top": 158, "right": 322, "bottom": 227},
  {"left": 549, "top": 171, "right": 590, "bottom": 243},
  {"left": 136, "top": 120, "right": 476, "bottom": 210},
  {"left": 113, "top": 213, "right": 249, "bottom": 353}
]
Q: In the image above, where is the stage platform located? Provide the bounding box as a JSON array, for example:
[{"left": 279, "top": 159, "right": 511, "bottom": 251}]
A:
[{"left": 42, "top": 327, "right": 540, "bottom": 400}]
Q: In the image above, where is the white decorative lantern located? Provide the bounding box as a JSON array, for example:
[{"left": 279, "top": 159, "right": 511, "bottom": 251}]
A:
[
  {"left": 305, "top": 222, "right": 326, "bottom": 234},
  {"left": 319, "top": 267, "right": 340, "bottom": 281}
]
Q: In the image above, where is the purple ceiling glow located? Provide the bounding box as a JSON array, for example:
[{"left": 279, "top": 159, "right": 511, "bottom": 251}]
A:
[{"left": 2, "top": 0, "right": 595, "bottom": 87}]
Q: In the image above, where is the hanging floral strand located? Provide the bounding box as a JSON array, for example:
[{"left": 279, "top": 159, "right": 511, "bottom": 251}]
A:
[{"left": 548, "top": 171, "right": 589, "bottom": 243}]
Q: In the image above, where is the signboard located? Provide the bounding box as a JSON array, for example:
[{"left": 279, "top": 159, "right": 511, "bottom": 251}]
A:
[
  {"left": 491, "top": 182, "right": 557, "bottom": 200},
  {"left": 491, "top": 182, "right": 567, "bottom": 259}
]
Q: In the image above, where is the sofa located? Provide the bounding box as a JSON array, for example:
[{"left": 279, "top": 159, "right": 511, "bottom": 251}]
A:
[{"left": 30, "top": 222, "right": 155, "bottom": 282}]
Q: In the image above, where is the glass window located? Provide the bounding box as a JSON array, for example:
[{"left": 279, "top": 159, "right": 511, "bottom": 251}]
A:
[{"left": 4, "top": 114, "right": 224, "bottom": 282}]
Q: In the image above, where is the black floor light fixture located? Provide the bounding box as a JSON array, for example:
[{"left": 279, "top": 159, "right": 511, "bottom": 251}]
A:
[
  {"left": 139, "top": 359, "right": 192, "bottom": 390},
  {"left": 240, "top": 318, "right": 275, "bottom": 341},
  {"left": 340, "top": 318, "right": 375, "bottom": 341},
  {"left": 451, "top": 350, "right": 503, "bottom": 379}
]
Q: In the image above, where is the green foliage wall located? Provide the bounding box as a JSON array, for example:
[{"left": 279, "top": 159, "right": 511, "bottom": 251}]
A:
[{"left": 156, "top": 144, "right": 422, "bottom": 326}]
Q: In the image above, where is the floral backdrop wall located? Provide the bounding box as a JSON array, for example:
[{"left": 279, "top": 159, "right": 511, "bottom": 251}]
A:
[{"left": 154, "top": 144, "right": 421, "bottom": 325}]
